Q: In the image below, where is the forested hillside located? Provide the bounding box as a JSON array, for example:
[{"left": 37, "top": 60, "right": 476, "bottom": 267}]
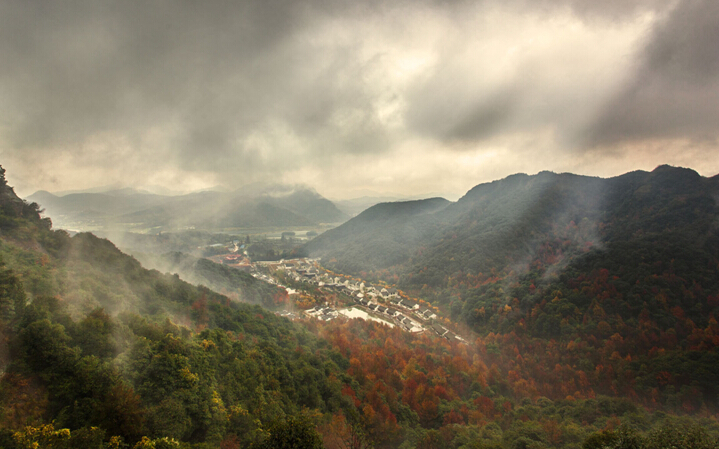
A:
[
  {"left": 0, "top": 167, "right": 354, "bottom": 448},
  {"left": 305, "top": 197, "right": 451, "bottom": 272},
  {"left": 306, "top": 166, "right": 719, "bottom": 418}
]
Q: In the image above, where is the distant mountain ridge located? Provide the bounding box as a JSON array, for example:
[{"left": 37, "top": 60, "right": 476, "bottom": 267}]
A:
[
  {"left": 306, "top": 165, "right": 718, "bottom": 279},
  {"left": 305, "top": 164, "right": 719, "bottom": 336},
  {"left": 28, "top": 183, "right": 348, "bottom": 230}
]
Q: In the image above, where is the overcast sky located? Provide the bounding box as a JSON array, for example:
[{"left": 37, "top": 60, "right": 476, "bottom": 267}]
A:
[{"left": 1, "top": 0, "right": 718, "bottom": 200}]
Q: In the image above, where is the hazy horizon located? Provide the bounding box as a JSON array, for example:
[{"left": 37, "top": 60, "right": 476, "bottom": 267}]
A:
[{"left": 14, "top": 164, "right": 716, "bottom": 206}]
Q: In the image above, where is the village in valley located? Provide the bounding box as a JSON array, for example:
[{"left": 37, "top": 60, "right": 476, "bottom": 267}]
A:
[{"left": 211, "top": 249, "right": 468, "bottom": 344}]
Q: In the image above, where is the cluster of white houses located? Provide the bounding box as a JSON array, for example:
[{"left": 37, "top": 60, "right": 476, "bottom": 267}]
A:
[
  {"left": 248, "top": 259, "right": 464, "bottom": 342},
  {"left": 275, "top": 259, "right": 466, "bottom": 342},
  {"left": 304, "top": 305, "right": 339, "bottom": 321}
]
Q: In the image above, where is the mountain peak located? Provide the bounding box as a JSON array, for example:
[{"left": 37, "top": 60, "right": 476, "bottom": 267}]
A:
[{"left": 652, "top": 164, "right": 701, "bottom": 177}]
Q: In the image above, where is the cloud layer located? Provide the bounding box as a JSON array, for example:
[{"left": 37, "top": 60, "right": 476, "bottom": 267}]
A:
[
  {"left": 588, "top": 0, "right": 719, "bottom": 146},
  {"left": 0, "top": 0, "right": 717, "bottom": 198}
]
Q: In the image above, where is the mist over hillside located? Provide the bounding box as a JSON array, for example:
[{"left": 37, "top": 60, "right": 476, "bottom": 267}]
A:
[
  {"left": 0, "top": 165, "right": 353, "bottom": 447},
  {"left": 306, "top": 197, "right": 452, "bottom": 270},
  {"left": 307, "top": 165, "right": 718, "bottom": 283}
]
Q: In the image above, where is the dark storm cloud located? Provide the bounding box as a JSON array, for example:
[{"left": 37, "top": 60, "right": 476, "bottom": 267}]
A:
[
  {"left": 0, "top": 0, "right": 714, "bottom": 195},
  {"left": 405, "top": 0, "right": 718, "bottom": 151},
  {"left": 0, "top": 0, "right": 387, "bottom": 174},
  {"left": 586, "top": 0, "right": 719, "bottom": 147},
  {"left": 407, "top": 85, "right": 520, "bottom": 142},
  {"left": 401, "top": 0, "right": 668, "bottom": 147}
]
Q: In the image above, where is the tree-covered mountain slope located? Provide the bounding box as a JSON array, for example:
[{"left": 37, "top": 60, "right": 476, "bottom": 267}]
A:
[
  {"left": 305, "top": 166, "right": 719, "bottom": 415},
  {"left": 306, "top": 166, "right": 718, "bottom": 314},
  {"left": 304, "top": 197, "right": 451, "bottom": 273},
  {"left": 0, "top": 167, "right": 354, "bottom": 448},
  {"left": 308, "top": 166, "right": 717, "bottom": 283}
]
